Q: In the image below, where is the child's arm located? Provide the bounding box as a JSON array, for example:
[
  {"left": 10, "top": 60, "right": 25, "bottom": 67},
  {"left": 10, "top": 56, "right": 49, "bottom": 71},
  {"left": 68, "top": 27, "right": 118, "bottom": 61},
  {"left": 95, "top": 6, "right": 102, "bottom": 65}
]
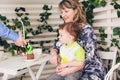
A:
[
  {"left": 56, "top": 60, "right": 84, "bottom": 75},
  {"left": 59, "top": 60, "right": 84, "bottom": 68}
]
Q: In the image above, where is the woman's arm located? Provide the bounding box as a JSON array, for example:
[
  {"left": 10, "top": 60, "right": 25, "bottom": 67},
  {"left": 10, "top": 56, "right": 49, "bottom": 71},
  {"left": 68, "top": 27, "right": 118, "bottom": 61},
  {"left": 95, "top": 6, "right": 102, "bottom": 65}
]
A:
[
  {"left": 60, "top": 60, "right": 84, "bottom": 68},
  {"left": 49, "top": 48, "right": 61, "bottom": 66},
  {"left": 53, "top": 41, "right": 62, "bottom": 51},
  {"left": 77, "top": 24, "right": 97, "bottom": 61},
  {"left": 49, "top": 39, "right": 63, "bottom": 65}
]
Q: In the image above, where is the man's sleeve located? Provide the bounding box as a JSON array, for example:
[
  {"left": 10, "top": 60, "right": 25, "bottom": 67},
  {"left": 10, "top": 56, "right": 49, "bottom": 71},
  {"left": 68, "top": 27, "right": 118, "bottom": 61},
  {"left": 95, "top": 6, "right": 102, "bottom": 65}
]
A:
[{"left": 0, "top": 23, "right": 19, "bottom": 42}]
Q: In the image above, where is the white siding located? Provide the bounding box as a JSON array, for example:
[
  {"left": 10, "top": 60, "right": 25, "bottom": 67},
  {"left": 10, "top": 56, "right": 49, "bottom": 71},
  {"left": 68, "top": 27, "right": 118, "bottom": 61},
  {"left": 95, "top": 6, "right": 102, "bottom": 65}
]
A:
[{"left": 93, "top": 3, "right": 120, "bottom": 51}]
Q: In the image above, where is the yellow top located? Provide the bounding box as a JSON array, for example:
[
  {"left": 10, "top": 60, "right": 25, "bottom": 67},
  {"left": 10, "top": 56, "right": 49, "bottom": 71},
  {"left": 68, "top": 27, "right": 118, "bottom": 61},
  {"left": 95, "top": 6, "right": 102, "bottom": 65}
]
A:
[{"left": 60, "top": 41, "right": 85, "bottom": 63}]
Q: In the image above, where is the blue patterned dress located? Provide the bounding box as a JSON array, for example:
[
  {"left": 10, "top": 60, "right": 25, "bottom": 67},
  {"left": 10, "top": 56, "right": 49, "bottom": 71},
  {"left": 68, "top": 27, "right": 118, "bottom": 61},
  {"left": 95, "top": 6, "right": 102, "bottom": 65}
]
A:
[{"left": 53, "top": 23, "right": 105, "bottom": 80}]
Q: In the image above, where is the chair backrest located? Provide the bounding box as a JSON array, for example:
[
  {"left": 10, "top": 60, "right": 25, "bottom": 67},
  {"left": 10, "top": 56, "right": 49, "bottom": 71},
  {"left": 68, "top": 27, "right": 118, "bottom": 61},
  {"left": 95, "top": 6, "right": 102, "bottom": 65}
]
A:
[
  {"left": 98, "top": 49, "right": 118, "bottom": 80},
  {"left": 104, "top": 63, "right": 120, "bottom": 80},
  {"left": 98, "top": 49, "right": 117, "bottom": 67}
]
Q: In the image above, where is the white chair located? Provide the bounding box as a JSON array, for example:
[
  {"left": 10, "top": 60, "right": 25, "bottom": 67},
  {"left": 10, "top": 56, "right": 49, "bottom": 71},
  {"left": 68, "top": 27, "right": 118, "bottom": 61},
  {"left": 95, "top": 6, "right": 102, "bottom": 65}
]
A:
[
  {"left": 104, "top": 63, "right": 120, "bottom": 80},
  {"left": 98, "top": 49, "right": 117, "bottom": 80}
]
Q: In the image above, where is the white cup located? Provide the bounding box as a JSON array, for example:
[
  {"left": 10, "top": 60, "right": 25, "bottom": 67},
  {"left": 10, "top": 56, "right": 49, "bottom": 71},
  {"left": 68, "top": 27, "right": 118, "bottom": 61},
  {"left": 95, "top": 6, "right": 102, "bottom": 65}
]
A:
[
  {"left": 0, "top": 51, "right": 4, "bottom": 59},
  {"left": 0, "top": 51, "right": 9, "bottom": 60},
  {"left": 33, "top": 48, "right": 42, "bottom": 59}
]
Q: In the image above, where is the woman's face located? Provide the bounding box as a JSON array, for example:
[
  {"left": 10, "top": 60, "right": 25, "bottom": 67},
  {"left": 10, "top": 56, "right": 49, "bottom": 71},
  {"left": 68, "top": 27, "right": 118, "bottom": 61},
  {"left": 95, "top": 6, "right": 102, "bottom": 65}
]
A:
[{"left": 60, "top": 7, "right": 77, "bottom": 23}]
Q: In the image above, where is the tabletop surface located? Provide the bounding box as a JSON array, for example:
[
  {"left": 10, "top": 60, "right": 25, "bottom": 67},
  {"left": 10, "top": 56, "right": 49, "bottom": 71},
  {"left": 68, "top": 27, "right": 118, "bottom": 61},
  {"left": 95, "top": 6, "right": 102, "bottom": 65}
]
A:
[{"left": 0, "top": 54, "right": 50, "bottom": 75}]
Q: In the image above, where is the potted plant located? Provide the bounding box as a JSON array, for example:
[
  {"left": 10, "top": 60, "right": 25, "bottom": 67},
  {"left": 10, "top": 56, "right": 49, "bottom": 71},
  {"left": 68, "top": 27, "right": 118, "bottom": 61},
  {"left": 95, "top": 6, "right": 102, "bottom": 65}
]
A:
[
  {"left": 0, "top": 7, "right": 31, "bottom": 56},
  {"left": 26, "top": 43, "right": 34, "bottom": 60}
]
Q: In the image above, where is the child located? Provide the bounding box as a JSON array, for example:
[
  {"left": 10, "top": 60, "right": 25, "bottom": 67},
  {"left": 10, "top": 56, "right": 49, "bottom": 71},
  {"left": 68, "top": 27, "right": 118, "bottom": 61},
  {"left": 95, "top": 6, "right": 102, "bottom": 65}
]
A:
[{"left": 47, "top": 22, "right": 85, "bottom": 80}]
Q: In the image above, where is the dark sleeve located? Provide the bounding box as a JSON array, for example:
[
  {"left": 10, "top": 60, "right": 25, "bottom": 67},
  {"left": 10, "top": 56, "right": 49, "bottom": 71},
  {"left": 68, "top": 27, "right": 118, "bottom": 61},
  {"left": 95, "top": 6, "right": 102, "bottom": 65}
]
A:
[
  {"left": 77, "top": 24, "right": 98, "bottom": 60},
  {"left": 53, "top": 41, "right": 62, "bottom": 52}
]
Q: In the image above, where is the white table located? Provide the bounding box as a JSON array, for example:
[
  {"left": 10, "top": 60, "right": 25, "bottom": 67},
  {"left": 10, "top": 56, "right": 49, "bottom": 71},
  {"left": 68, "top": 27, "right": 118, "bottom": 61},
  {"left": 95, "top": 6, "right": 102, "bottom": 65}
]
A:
[{"left": 0, "top": 54, "right": 50, "bottom": 80}]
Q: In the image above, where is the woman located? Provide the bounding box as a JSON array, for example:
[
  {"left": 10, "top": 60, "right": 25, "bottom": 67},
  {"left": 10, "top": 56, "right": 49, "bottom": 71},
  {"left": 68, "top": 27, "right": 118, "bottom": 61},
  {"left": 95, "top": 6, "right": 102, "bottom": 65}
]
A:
[
  {"left": 49, "top": 0, "right": 105, "bottom": 80},
  {"left": 0, "top": 23, "right": 26, "bottom": 46}
]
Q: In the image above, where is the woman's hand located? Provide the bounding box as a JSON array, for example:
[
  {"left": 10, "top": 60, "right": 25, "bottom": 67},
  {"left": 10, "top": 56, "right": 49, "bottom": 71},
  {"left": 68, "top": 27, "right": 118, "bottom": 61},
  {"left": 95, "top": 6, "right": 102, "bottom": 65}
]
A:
[
  {"left": 49, "top": 55, "right": 58, "bottom": 66},
  {"left": 49, "top": 49, "right": 60, "bottom": 66}
]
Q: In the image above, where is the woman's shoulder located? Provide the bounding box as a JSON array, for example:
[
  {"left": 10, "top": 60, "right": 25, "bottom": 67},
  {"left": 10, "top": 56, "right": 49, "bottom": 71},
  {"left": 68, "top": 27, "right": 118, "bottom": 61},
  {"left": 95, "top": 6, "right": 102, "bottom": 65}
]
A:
[
  {"left": 81, "top": 23, "right": 94, "bottom": 33},
  {"left": 82, "top": 23, "right": 92, "bottom": 29}
]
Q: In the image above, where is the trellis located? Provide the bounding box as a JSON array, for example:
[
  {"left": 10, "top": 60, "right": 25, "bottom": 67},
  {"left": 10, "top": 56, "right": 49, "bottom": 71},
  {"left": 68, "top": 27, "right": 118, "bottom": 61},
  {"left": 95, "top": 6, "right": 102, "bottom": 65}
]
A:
[
  {"left": 93, "top": 4, "right": 120, "bottom": 52},
  {"left": 0, "top": 4, "right": 63, "bottom": 52}
]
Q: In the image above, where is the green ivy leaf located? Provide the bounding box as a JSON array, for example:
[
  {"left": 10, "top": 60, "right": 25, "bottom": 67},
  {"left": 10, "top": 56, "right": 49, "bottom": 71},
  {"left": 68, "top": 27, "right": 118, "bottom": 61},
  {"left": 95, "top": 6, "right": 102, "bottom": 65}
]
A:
[
  {"left": 113, "top": 27, "right": 120, "bottom": 35},
  {"left": 24, "top": 16, "right": 29, "bottom": 20},
  {"left": 0, "top": 16, "right": 7, "bottom": 21},
  {"left": 114, "top": 2, "right": 120, "bottom": 9},
  {"left": 24, "top": 21, "right": 30, "bottom": 26},
  {"left": 19, "top": 7, "right": 25, "bottom": 12},
  {"left": 93, "top": 0, "right": 100, "bottom": 7},
  {"left": 4, "top": 43, "right": 10, "bottom": 49},
  {"left": 117, "top": 10, "right": 120, "bottom": 18},
  {"left": 27, "top": 28, "right": 33, "bottom": 32},
  {"left": 40, "top": 41, "right": 44, "bottom": 47},
  {"left": 112, "top": 0, "right": 118, "bottom": 2},
  {"left": 100, "top": 34, "right": 107, "bottom": 38},
  {"left": 116, "top": 57, "right": 120, "bottom": 63},
  {"left": 100, "top": 0, "right": 107, "bottom": 7},
  {"left": 47, "top": 25, "right": 53, "bottom": 32},
  {"left": 99, "top": 27, "right": 105, "bottom": 33},
  {"left": 25, "top": 13, "right": 29, "bottom": 15},
  {"left": 111, "top": 38, "right": 119, "bottom": 44},
  {"left": 15, "top": 8, "right": 19, "bottom": 12},
  {"left": 32, "top": 31, "right": 36, "bottom": 35},
  {"left": 43, "top": 4, "right": 52, "bottom": 10},
  {"left": 16, "top": 13, "right": 23, "bottom": 17}
]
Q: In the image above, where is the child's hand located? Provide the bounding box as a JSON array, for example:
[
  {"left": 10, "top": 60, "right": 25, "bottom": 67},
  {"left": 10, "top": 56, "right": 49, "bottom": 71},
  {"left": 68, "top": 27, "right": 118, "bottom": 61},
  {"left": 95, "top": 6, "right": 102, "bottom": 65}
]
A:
[
  {"left": 56, "top": 63, "right": 68, "bottom": 74},
  {"left": 56, "top": 65, "right": 62, "bottom": 73},
  {"left": 57, "top": 67, "right": 71, "bottom": 76},
  {"left": 57, "top": 56, "right": 61, "bottom": 66},
  {"left": 59, "top": 63, "right": 68, "bottom": 68}
]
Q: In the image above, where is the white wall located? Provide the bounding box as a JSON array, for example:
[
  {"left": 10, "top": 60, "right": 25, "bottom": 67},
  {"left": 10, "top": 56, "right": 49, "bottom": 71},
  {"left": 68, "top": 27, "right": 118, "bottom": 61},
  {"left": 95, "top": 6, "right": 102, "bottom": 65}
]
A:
[
  {"left": 0, "top": 0, "right": 61, "bottom": 4},
  {"left": 93, "top": 3, "right": 120, "bottom": 52},
  {"left": 0, "top": 1, "right": 63, "bottom": 51}
]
